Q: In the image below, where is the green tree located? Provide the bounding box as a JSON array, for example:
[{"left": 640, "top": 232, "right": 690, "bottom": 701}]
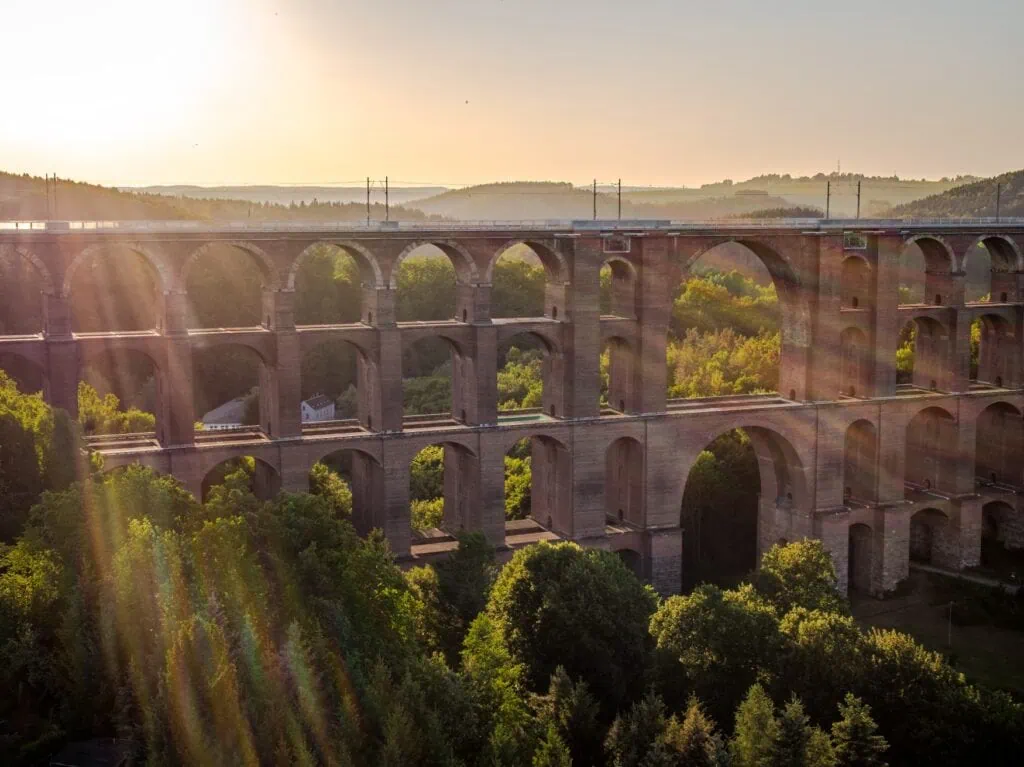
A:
[
  {"left": 662, "top": 696, "right": 728, "bottom": 766},
  {"left": 604, "top": 693, "right": 672, "bottom": 767},
  {"left": 773, "top": 696, "right": 813, "bottom": 766},
  {"left": 309, "top": 460, "right": 353, "bottom": 516},
  {"left": 731, "top": 684, "right": 778, "bottom": 767},
  {"left": 533, "top": 725, "right": 572, "bottom": 767},
  {"left": 752, "top": 540, "right": 846, "bottom": 616},
  {"left": 483, "top": 541, "right": 657, "bottom": 716},
  {"left": 830, "top": 694, "right": 887, "bottom": 767},
  {"left": 534, "top": 666, "right": 602, "bottom": 767}
]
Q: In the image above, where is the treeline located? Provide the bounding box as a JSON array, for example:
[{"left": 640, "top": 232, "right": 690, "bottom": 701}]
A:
[
  {"left": 889, "top": 169, "right": 1024, "bottom": 218},
  {"left": 0, "top": 171, "right": 433, "bottom": 223},
  {"left": 1, "top": 459, "right": 1021, "bottom": 764}
]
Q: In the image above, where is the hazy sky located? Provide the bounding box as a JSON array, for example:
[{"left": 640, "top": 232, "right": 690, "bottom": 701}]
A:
[{"left": 2, "top": 0, "right": 1022, "bottom": 187}]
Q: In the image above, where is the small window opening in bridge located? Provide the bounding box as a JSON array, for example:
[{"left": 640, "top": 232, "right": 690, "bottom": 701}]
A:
[
  {"left": 996, "top": 376, "right": 1004, "bottom": 387},
  {"left": 789, "top": 389, "right": 796, "bottom": 400},
  {"left": 366, "top": 415, "right": 372, "bottom": 430},
  {"left": 462, "top": 309, "right": 467, "bottom": 322},
  {"left": 1000, "top": 292, "right": 1009, "bottom": 303},
  {"left": 617, "top": 508, "right": 624, "bottom": 522},
  {"left": 844, "top": 486, "right": 852, "bottom": 500},
  {"left": 460, "top": 409, "right": 467, "bottom": 423},
  {"left": 924, "top": 478, "right": 931, "bottom": 489},
  {"left": 552, "top": 306, "right": 558, "bottom": 320},
  {"left": 849, "top": 386, "right": 856, "bottom": 397},
  {"left": 549, "top": 404, "right": 556, "bottom": 417},
  {"left": 619, "top": 399, "right": 625, "bottom": 412},
  {"left": 851, "top": 296, "right": 859, "bottom": 308},
  {"left": 786, "top": 492, "right": 793, "bottom": 501},
  {"left": 367, "top": 311, "right": 373, "bottom": 324},
  {"left": 930, "top": 380, "right": 937, "bottom": 391},
  {"left": 934, "top": 294, "right": 942, "bottom": 306},
  {"left": 265, "top": 315, "right": 271, "bottom": 327},
  {"left": 991, "top": 471, "right": 998, "bottom": 483}
]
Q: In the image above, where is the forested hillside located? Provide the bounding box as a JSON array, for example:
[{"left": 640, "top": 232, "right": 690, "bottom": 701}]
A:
[
  {"left": 0, "top": 171, "right": 432, "bottom": 222},
  {"left": 889, "top": 169, "right": 1024, "bottom": 218}
]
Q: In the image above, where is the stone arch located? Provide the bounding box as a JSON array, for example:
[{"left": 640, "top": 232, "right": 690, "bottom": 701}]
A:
[
  {"left": 840, "top": 254, "right": 872, "bottom": 309},
  {"left": 905, "top": 406, "right": 957, "bottom": 492},
  {"left": 602, "top": 334, "right": 638, "bottom": 413},
  {"left": 605, "top": 436, "right": 645, "bottom": 527},
  {"left": 614, "top": 548, "right": 644, "bottom": 579},
  {"left": 975, "top": 401, "right": 1023, "bottom": 485},
  {"left": 981, "top": 500, "right": 1024, "bottom": 566},
  {"left": 389, "top": 240, "right": 479, "bottom": 288},
  {"left": 180, "top": 241, "right": 281, "bottom": 292},
  {"left": 299, "top": 337, "right": 373, "bottom": 428},
  {"left": 199, "top": 455, "right": 281, "bottom": 502},
  {"left": 192, "top": 341, "right": 276, "bottom": 436},
  {"left": 900, "top": 315, "right": 949, "bottom": 390},
  {"left": 408, "top": 438, "right": 480, "bottom": 535},
  {"left": 900, "top": 235, "right": 957, "bottom": 306},
  {"left": 840, "top": 326, "right": 871, "bottom": 397},
  {"left": 309, "top": 446, "right": 384, "bottom": 537},
  {"left": 973, "top": 313, "right": 1017, "bottom": 387},
  {"left": 843, "top": 419, "right": 878, "bottom": 503},
  {"left": 61, "top": 242, "right": 170, "bottom": 298},
  {"left": 0, "top": 244, "right": 56, "bottom": 295},
  {"left": 486, "top": 239, "right": 569, "bottom": 285},
  {"left": 501, "top": 432, "right": 572, "bottom": 535},
  {"left": 600, "top": 256, "right": 638, "bottom": 319},
  {"left": 909, "top": 507, "right": 957, "bottom": 568},
  {"left": 286, "top": 240, "right": 384, "bottom": 290},
  {"left": 0, "top": 350, "right": 47, "bottom": 394},
  {"left": 680, "top": 237, "right": 807, "bottom": 399},
  {"left": 848, "top": 522, "right": 874, "bottom": 594},
  {"left": 964, "top": 234, "right": 1023, "bottom": 273}
]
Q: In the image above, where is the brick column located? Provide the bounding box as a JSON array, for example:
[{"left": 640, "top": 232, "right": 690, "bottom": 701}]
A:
[
  {"left": 956, "top": 497, "right": 983, "bottom": 568},
  {"left": 477, "top": 435, "right": 508, "bottom": 549},
  {"left": 635, "top": 237, "right": 670, "bottom": 413},
  {"left": 563, "top": 239, "right": 602, "bottom": 419},
  {"left": 376, "top": 327, "right": 404, "bottom": 432},
  {"left": 263, "top": 290, "right": 301, "bottom": 439},
  {"left": 381, "top": 443, "right": 412, "bottom": 558},
  {"left": 465, "top": 323, "right": 498, "bottom": 425},
  {"left": 808, "top": 235, "right": 846, "bottom": 401},
  {"left": 160, "top": 290, "right": 195, "bottom": 447},
  {"left": 873, "top": 236, "right": 902, "bottom": 397},
  {"left": 948, "top": 308, "right": 972, "bottom": 393},
  {"left": 649, "top": 528, "right": 683, "bottom": 596},
  {"left": 878, "top": 507, "right": 911, "bottom": 592},
  {"left": 42, "top": 294, "right": 78, "bottom": 417},
  {"left": 816, "top": 512, "right": 850, "bottom": 594},
  {"left": 362, "top": 286, "right": 395, "bottom": 326}
]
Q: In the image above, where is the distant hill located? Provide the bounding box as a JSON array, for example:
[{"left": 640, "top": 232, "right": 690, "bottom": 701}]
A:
[
  {"left": 0, "top": 172, "right": 433, "bottom": 223},
  {"left": 404, "top": 181, "right": 796, "bottom": 221},
  {"left": 124, "top": 184, "right": 447, "bottom": 207},
  {"left": 887, "top": 170, "right": 1024, "bottom": 218}
]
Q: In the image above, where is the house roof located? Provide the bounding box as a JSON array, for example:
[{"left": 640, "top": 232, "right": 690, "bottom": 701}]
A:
[{"left": 303, "top": 394, "right": 333, "bottom": 410}]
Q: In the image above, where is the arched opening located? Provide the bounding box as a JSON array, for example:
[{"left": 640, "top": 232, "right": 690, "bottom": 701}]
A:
[
  {"left": 839, "top": 327, "right": 871, "bottom": 398},
  {"left": 409, "top": 441, "right": 478, "bottom": 535},
  {"left": 79, "top": 349, "right": 161, "bottom": 438},
  {"left": 976, "top": 402, "right": 1023, "bottom": 486},
  {"left": 601, "top": 336, "right": 637, "bottom": 413},
  {"left": 0, "top": 353, "right": 44, "bottom": 395},
  {"left": 840, "top": 255, "right": 872, "bottom": 310},
  {"left": 498, "top": 332, "right": 550, "bottom": 413},
  {"left": 292, "top": 244, "right": 366, "bottom": 325},
  {"left": 847, "top": 523, "right": 874, "bottom": 594},
  {"left": 490, "top": 242, "right": 558, "bottom": 319},
  {"left": 403, "top": 336, "right": 456, "bottom": 421},
  {"left": 394, "top": 244, "right": 469, "bottom": 322},
  {"left": 193, "top": 344, "right": 266, "bottom": 434},
  {"left": 965, "top": 236, "right": 1019, "bottom": 304},
  {"left": 600, "top": 258, "right": 638, "bottom": 319},
  {"left": 67, "top": 245, "right": 163, "bottom": 332},
  {"left": 896, "top": 317, "right": 948, "bottom": 391},
  {"left": 669, "top": 241, "right": 784, "bottom": 400},
  {"left": 185, "top": 243, "right": 272, "bottom": 329},
  {"left": 615, "top": 548, "right": 644, "bottom": 579},
  {"left": 0, "top": 246, "right": 47, "bottom": 335},
  {"left": 522, "top": 434, "right": 572, "bottom": 534},
  {"left": 898, "top": 238, "right": 954, "bottom": 306},
  {"left": 680, "top": 426, "right": 803, "bottom": 588},
  {"left": 909, "top": 508, "right": 957, "bottom": 568},
  {"left": 844, "top": 419, "right": 877, "bottom": 504},
  {"left": 200, "top": 456, "right": 280, "bottom": 502},
  {"left": 905, "top": 407, "right": 957, "bottom": 493},
  {"left": 310, "top": 448, "right": 384, "bottom": 536},
  {"left": 971, "top": 314, "right": 1016, "bottom": 388},
  {"left": 981, "top": 501, "right": 1024, "bottom": 577},
  {"left": 606, "top": 437, "right": 644, "bottom": 527},
  {"left": 300, "top": 340, "right": 361, "bottom": 426}
]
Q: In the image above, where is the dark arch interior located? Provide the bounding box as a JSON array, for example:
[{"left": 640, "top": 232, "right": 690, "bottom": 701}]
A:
[
  {"left": 498, "top": 333, "right": 548, "bottom": 412},
  {"left": 844, "top": 420, "right": 877, "bottom": 503},
  {"left": 301, "top": 340, "right": 361, "bottom": 423},
  {"left": 980, "top": 501, "right": 1024, "bottom": 577},
  {"left": 975, "top": 402, "right": 1022, "bottom": 485},
  {"left": 79, "top": 349, "right": 160, "bottom": 437},
  {"left": 898, "top": 239, "right": 950, "bottom": 306},
  {"left": 186, "top": 244, "right": 266, "bottom": 328},
  {"left": 847, "top": 523, "right": 874, "bottom": 595},
  {"left": 601, "top": 336, "right": 637, "bottom": 412},
  {"left": 840, "top": 256, "right": 872, "bottom": 310},
  {"left": 403, "top": 336, "right": 456, "bottom": 418},
  {"left": 192, "top": 344, "right": 264, "bottom": 432},
  {"left": 490, "top": 243, "right": 553, "bottom": 319},
  {"left": 409, "top": 441, "right": 478, "bottom": 534},
  {"left": 909, "top": 508, "right": 952, "bottom": 566},
  {"left": 897, "top": 317, "right": 947, "bottom": 390},
  {"left": 0, "top": 249, "right": 46, "bottom": 334},
  {"left": 293, "top": 245, "right": 363, "bottom": 325},
  {"left": 69, "top": 246, "right": 161, "bottom": 332},
  {"left": 599, "top": 258, "right": 637, "bottom": 318},
  {"left": 0, "top": 353, "right": 44, "bottom": 395},
  {"left": 201, "top": 456, "right": 280, "bottom": 502},
  {"left": 395, "top": 245, "right": 458, "bottom": 322},
  {"left": 905, "top": 408, "right": 957, "bottom": 493},
  {"left": 311, "top": 448, "right": 383, "bottom": 536},
  {"left": 606, "top": 437, "right": 644, "bottom": 527}
]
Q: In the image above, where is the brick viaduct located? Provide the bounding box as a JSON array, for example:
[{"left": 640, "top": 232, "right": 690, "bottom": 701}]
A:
[{"left": 2, "top": 219, "right": 1024, "bottom": 596}]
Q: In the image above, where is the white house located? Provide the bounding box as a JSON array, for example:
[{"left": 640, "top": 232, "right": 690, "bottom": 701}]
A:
[
  {"left": 201, "top": 396, "right": 247, "bottom": 430},
  {"left": 301, "top": 393, "right": 335, "bottom": 423}
]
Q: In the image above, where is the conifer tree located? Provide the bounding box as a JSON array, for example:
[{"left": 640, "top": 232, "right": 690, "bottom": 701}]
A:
[
  {"left": 533, "top": 725, "right": 572, "bottom": 767},
  {"left": 663, "top": 696, "right": 728, "bottom": 766},
  {"left": 731, "top": 683, "right": 779, "bottom": 767},
  {"left": 830, "top": 694, "right": 888, "bottom": 767}
]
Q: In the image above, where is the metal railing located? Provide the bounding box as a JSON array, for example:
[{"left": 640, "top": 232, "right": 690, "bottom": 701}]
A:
[{"left": 3, "top": 217, "right": 1024, "bottom": 234}]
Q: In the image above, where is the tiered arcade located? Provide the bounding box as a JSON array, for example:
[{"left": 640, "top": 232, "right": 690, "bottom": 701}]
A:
[{"left": 3, "top": 219, "right": 1023, "bottom": 594}]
